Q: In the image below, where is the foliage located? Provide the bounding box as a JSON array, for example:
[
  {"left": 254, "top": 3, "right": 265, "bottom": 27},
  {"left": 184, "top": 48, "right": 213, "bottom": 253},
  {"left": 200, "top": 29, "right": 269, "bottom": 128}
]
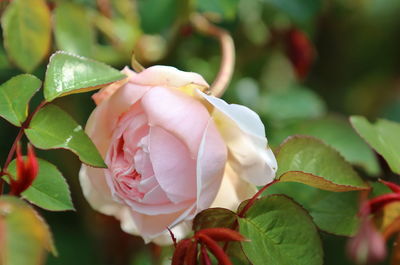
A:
[{"left": 0, "top": 0, "right": 398, "bottom": 264}]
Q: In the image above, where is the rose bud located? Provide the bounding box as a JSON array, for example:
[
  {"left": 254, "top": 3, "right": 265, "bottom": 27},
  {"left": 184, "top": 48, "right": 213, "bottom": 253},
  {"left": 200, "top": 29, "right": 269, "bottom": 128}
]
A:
[
  {"left": 10, "top": 143, "right": 39, "bottom": 196},
  {"left": 79, "top": 66, "right": 277, "bottom": 244},
  {"left": 347, "top": 217, "right": 386, "bottom": 264}
]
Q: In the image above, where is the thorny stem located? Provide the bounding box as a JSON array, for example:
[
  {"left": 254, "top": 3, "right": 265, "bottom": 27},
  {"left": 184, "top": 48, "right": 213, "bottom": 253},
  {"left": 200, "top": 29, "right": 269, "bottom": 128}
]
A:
[
  {"left": 0, "top": 101, "right": 47, "bottom": 194},
  {"left": 190, "top": 13, "right": 235, "bottom": 98}
]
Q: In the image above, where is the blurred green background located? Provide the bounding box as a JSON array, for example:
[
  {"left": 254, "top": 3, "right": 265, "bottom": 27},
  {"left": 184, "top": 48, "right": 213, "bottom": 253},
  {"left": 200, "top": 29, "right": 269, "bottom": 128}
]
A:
[{"left": 0, "top": 0, "right": 399, "bottom": 264}]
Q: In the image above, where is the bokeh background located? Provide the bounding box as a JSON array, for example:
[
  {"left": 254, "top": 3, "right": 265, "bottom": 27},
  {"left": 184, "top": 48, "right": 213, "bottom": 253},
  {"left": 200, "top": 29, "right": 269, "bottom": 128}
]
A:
[{"left": 0, "top": 0, "right": 399, "bottom": 264}]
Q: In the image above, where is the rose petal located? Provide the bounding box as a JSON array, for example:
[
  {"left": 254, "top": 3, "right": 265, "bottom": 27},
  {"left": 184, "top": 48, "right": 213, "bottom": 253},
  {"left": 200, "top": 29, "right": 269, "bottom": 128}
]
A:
[
  {"left": 211, "top": 164, "right": 258, "bottom": 210},
  {"left": 196, "top": 119, "right": 227, "bottom": 210},
  {"left": 86, "top": 82, "right": 151, "bottom": 156},
  {"left": 79, "top": 165, "right": 123, "bottom": 215},
  {"left": 92, "top": 67, "right": 136, "bottom": 105},
  {"left": 149, "top": 126, "right": 197, "bottom": 203},
  {"left": 130, "top": 65, "right": 209, "bottom": 89},
  {"left": 141, "top": 86, "right": 211, "bottom": 156},
  {"left": 130, "top": 204, "right": 196, "bottom": 243},
  {"left": 199, "top": 91, "right": 277, "bottom": 186}
]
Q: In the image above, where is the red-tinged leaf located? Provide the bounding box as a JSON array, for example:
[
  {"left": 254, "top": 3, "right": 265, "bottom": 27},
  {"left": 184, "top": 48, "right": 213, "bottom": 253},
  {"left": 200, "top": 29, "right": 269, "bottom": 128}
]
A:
[
  {"left": 200, "top": 245, "right": 212, "bottom": 265},
  {"left": 184, "top": 240, "right": 198, "bottom": 265},
  {"left": 380, "top": 180, "right": 400, "bottom": 194},
  {"left": 364, "top": 194, "right": 400, "bottom": 215},
  {"left": 172, "top": 239, "right": 191, "bottom": 265},
  {"left": 196, "top": 228, "right": 246, "bottom": 242},
  {"left": 198, "top": 234, "right": 232, "bottom": 265}
]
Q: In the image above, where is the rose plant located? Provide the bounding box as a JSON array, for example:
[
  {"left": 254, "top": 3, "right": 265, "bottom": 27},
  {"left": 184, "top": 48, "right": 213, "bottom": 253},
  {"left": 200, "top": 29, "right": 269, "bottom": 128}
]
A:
[{"left": 79, "top": 66, "right": 277, "bottom": 244}]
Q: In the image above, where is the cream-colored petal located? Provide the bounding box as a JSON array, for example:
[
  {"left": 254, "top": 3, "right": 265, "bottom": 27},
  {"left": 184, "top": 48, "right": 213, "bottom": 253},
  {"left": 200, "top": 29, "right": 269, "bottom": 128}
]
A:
[
  {"left": 79, "top": 165, "right": 123, "bottom": 216},
  {"left": 211, "top": 163, "right": 257, "bottom": 211},
  {"left": 199, "top": 91, "right": 277, "bottom": 186}
]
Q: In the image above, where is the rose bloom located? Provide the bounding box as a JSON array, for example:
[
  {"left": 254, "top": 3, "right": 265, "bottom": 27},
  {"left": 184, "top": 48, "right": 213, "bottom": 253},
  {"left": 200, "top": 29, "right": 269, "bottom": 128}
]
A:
[{"left": 80, "top": 66, "right": 277, "bottom": 245}]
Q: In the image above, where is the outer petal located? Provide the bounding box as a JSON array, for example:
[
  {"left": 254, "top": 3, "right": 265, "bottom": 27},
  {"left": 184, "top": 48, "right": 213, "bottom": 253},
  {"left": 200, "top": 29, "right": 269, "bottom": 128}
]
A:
[
  {"left": 196, "top": 119, "right": 227, "bottom": 210},
  {"left": 79, "top": 165, "right": 124, "bottom": 216},
  {"left": 92, "top": 67, "right": 136, "bottom": 105},
  {"left": 199, "top": 91, "right": 277, "bottom": 186},
  {"left": 130, "top": 65, "right": 209, "bottom": 89},
  {"left": 211, "top": 164, "right": 258, "bottom": 210}
]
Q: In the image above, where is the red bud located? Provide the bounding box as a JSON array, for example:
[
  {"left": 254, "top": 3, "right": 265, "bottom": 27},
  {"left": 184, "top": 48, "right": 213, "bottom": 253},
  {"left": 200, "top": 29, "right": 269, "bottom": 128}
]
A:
[
  {"left": 380, "top": 180, "right": 400, "bottom": 194},
  {"left": 10, "top": 143, "right": 39, "bottom": 196},
  {"left": 198, "top": 234, "right": 232, "bottom": 265},
  {"left": 286, "top": 28, "right": 314, "bottom": 80},
  {"left": 171, "top": 239, "right": 192, "bottom": 265},
  {"left": 195, "top": 228, "right": 246, "bottom": 242},
  {"left": 347, "top": 217, "right": 386, "bottom": 264}
]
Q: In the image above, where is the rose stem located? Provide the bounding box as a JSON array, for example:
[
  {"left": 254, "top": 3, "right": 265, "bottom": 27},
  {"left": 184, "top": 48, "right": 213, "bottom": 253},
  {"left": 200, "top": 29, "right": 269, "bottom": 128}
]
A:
[
  {"left": 190, "top": 13, "right": 235, "bottom": 98},
  {"left": 0, "top": 100, "right": 47, "bottom": 194},
  {"left": 131, "top": 52, "right": 145, "bottom": 72}
]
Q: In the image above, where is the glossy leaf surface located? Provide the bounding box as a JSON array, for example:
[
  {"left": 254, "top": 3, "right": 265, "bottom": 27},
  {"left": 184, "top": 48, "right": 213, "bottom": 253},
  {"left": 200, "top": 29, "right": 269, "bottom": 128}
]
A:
[
  {"left": 44, "top": 51, "right": 126, "bottom": 102},
  {"left": 0, "top": 74, "right": 41, "bottom": 126},
  {"left": 277, "top": 136, "right": 369, "bottom": 191},
  {"left": 25, "top": 104, "right": 106, "bottom": 168}
]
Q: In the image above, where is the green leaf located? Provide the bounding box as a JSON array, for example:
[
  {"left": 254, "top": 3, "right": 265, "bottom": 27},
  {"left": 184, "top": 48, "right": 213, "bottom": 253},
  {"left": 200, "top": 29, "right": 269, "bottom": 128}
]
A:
[
  {"left": 1, "top": 0, "right": 51, "bottom": 72},
  {"left": 193, "top": 208, "right": 237, "bottom": 231},
  {"left": 350, "top": 116, "right": 400, "bottom": 175},
  {"left": 276, "top": 136, "right": 369, "bottom": 191},
  {"left": 197, "top": 0, "right": 239, "bottom": 20},
  {"left": 7, "top": 158, "right": 74, "bottom": 211},
  {"left": 265, "top": 182, "right": 360, "bottom": 236},
  {"left": 43, "top": 51, "right": 126, "bottom": 102},
  {"left": 54, "top": 3, "right": 95, "bottom": 57},
  {"left": 25, "top": 104, "right": 106, "bottom": 168},
  {"left": 270, "top": 116, "right": 380, "bottom": 176},
  {"left": 0, "top": 74, "right": 41, "bottom": 126},
  {"left": 0, "top": 196, "right": 56, "bottom": 265},
  {"left": 239, "top": 195, "right": 323, "bottom": 265}
]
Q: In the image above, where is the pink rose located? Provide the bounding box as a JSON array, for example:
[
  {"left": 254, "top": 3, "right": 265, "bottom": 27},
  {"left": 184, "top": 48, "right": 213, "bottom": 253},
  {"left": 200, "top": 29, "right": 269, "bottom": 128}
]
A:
[{"left": 79, "top": 66, "right": 277, "bottom": 244}]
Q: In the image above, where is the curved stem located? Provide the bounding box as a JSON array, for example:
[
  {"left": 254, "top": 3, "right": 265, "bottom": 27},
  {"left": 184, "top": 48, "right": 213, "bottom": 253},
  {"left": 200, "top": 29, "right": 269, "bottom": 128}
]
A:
[
  {"left": 190, "top": 13, "right": 235, "bottom": 97},
  {"left": 0, "top": 100, "right": 47, "bottom": 194}
]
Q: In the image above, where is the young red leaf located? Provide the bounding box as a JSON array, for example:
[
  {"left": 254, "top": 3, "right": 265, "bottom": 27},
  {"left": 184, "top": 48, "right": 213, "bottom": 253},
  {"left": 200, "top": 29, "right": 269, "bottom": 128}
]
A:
[
  {"left": 171, "top": 239, "right": 191, "bottom": 265},
  {"left": 184, "top": 240, "right": 198, "bottom": 265},
  {"left": 196, "top": 228, "right": 246, "bottom": 242},
  {"left": 380, "top": 180, "right": 400, "bottom": 194},
  {"left": 198, "top": 234, "right": 232, "bottom": 265},
  {"left": 200, "top": 245, "right": 212, "bottom": 265},
  {"left": 362, "top": 193, "right": 400, "bottom": 215}
]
